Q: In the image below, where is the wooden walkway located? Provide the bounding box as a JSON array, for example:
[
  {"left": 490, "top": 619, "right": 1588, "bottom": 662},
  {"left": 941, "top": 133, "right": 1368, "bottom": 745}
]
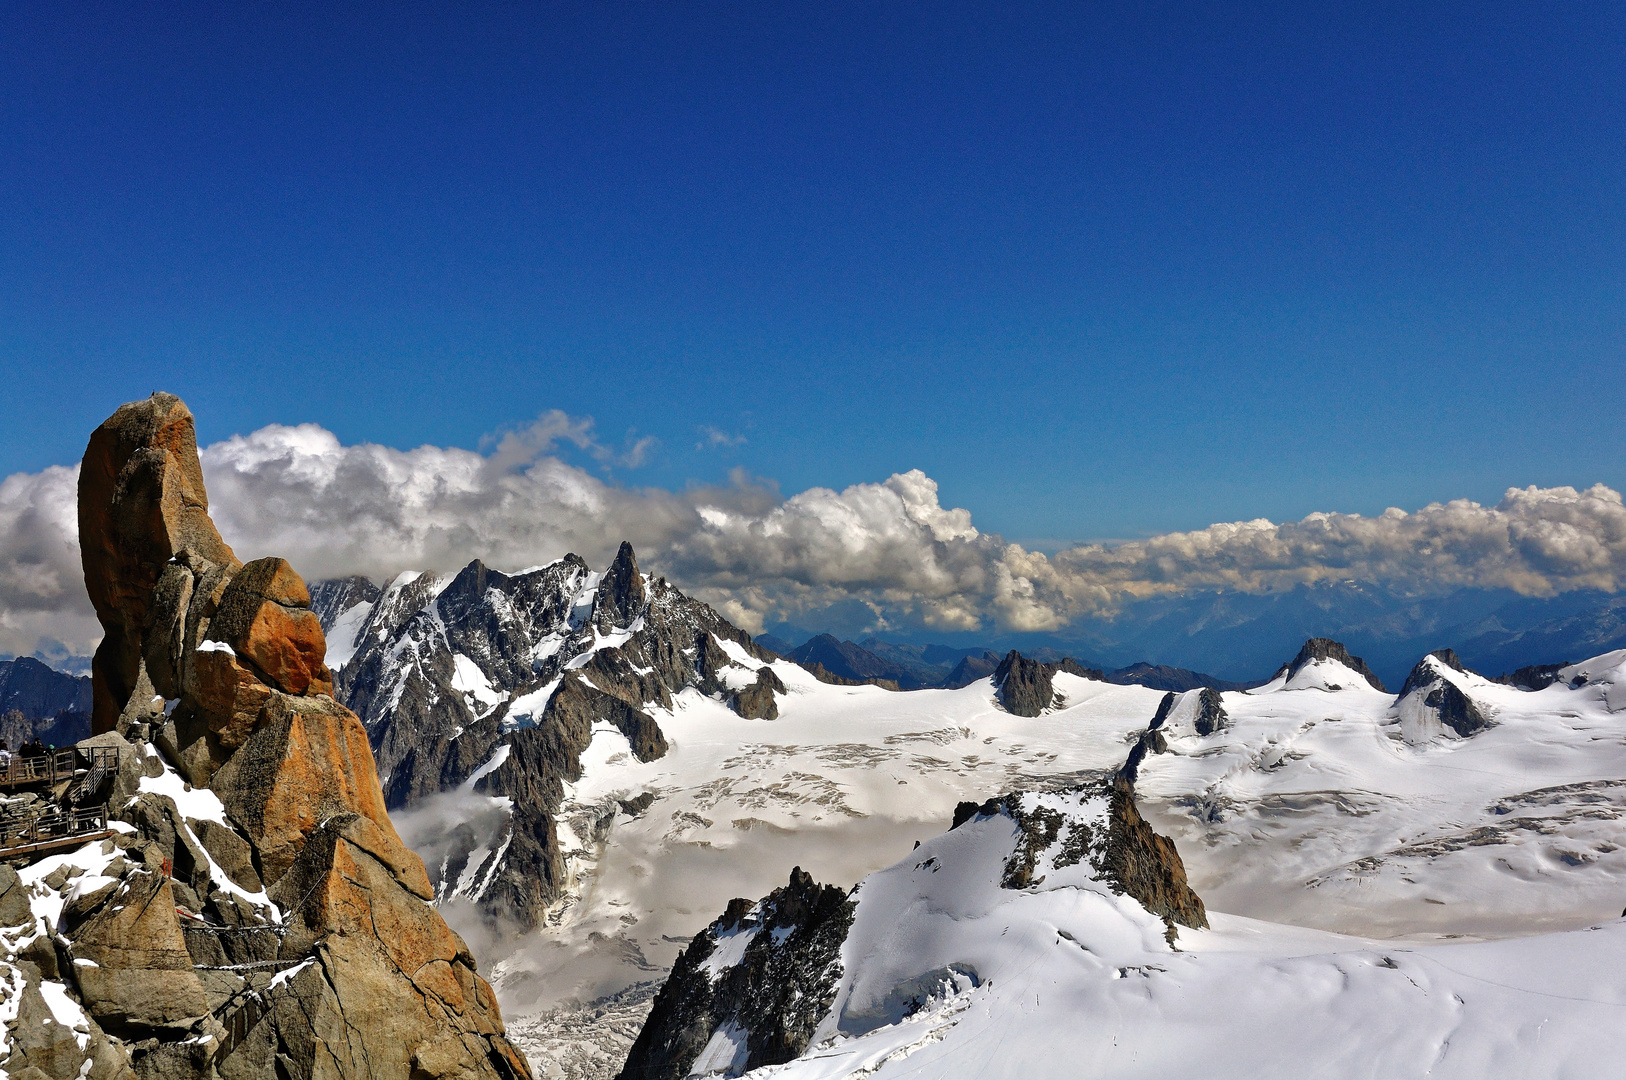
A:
[
  {"left": 0, "top": 802, "right": 112, "bottom": 859},
  {"left": 0, "top": 746, "right": 118, "bottom": 792},
  {"left": 0, "top": 746, "right": 121, "bottom": 860}
]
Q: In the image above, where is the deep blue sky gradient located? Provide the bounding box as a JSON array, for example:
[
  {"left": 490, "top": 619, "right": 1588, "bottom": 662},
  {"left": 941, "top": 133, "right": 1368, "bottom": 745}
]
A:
[{"left": 3, "top": 2, "right": 1623, "bottom": 545}]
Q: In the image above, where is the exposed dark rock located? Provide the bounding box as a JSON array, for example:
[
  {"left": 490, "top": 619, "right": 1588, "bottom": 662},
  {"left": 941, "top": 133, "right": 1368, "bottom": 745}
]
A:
[
  {"left": 1102, "top": 776, "right": 1208, "bottom": 932},
  {"left": 619, "top": 792, "right": 657, "bottom": 817},
  {"left": 617, "top": 867, "right": 856, "bottom": 1080},
  {"left": 732, "top": 667, "right": 786, "bottom": 720},
  {"left": 323, "top": 545, "right": 797, "bottom": 932},
  {"left": 1397, "top": 650, "right": 1491, "bottom": 738},
  {"left": 1118, "top": 727, "right": 1168, "bottom": 785},
  {"left": 1495, "top": 661, "right": 1570, "bottom": 691},
  {"left": 994, "top": 651, "right": 1057, "bottom": 716},
  {"left": 952, "top": 782, "right": 1206, "bottom": 934},
  {"left": 1273, "top": 638, "right": 1388, "bottom": 692},
  {"left": 1427, "top": 682, "right": 1490, "bottom": 737},
  {"left": 1193, "top": 687, "right": 1227, "bottom": 736},
  {"left": 595, "top": 542, "right": 648, "bottom": 633},
  {"left": 1399, "top": 649, "right": 1475, "bottom": 697}
]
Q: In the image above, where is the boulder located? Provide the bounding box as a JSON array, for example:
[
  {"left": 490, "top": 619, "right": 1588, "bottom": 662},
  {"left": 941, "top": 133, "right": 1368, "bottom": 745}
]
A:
[
  {"left": 79, "top": 393, "right": 241, "bottom": 733},
  {"left": 0, "top": 861, "right": 31, "bottom": 927},
  {"left": 64, "top": 869, "right": 211, "bottom": 1036},
  {"left": 192, "top": 818, "right": 263, "bottom": 893},
  {"left": 3, "top": 960, "right": 134, "bottom": 1080},
  {"left": 209, "top": 558, "right": 331, "bottom": 697}
]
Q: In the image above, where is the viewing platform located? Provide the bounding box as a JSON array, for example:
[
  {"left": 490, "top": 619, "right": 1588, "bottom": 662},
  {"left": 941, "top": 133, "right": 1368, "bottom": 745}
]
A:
[{"left": 0, "top": 745, "right": 121, "bottom": 861}]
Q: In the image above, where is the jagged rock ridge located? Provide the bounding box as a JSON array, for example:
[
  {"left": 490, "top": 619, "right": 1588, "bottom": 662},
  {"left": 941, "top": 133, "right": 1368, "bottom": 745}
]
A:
[
  {"left": 993, "top": 650, "right": 1102, "bottom": 717},
  {"left": 622, "top": 684, "right": 1207, "bottom": 1080},
  {"left": 614, "top": 868, "right": 856, "bottom": 1080},
  {"left": 312, "top": 541, "right": 788, "bottom": 930}
]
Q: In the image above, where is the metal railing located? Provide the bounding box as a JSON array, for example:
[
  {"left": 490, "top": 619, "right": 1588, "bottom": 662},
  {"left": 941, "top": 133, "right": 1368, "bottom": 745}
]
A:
[
  {"left": 0, "top": 748, "right": 80, "bottom": 788},
  {"left": 0, "top": 745, "right": 118, "bottom": 794},
  {"left": 0, "top": 801, "right": 111, "bottom": 857}
]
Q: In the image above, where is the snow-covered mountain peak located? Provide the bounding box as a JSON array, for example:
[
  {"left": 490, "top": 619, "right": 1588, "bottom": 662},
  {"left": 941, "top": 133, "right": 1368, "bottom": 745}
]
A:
[
  {"left": 1393, "top": 648, "right": 1496, "bottom": 742},
  {"left": 309, "top": 543, "right": 791, "bottom": 930},
  {"left": 619, "top": 773, "right": 1203, "bottom": 1080},
  {"left": 1558, "top": 649, "right": 1626, "bottom": 711},
  {"left": 1265, "top": 637, "right": 1389, "bottom": 694}
]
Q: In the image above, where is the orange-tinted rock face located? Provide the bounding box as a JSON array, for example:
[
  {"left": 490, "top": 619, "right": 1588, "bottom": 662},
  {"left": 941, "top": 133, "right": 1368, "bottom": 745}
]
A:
[
  {"left": 187, "top": 646, "right": 276, "bottom": 754},
  {"left": 78, "top": 394, "right": 530, "bottom": 1080},
  {"left": 209, "top": 691, "right": 431, "bottom": 894},
  {"left": 265, "top": 814, "right": 533, "bottom": 1080},
  {"left": 210, "top": 557, "right": 330, "bottom": 696},
  {"left": 79, "top": 393, "right": 241, "bottom": 732}
]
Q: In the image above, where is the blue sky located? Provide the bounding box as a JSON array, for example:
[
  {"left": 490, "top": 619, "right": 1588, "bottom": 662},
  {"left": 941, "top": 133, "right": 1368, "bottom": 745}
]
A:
[{"left": 3, "top": 1, "right": 1623, "bottom": 547}]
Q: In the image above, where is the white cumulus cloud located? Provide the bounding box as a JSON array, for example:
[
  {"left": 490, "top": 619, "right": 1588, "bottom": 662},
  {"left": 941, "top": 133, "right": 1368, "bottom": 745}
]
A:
[{"left": 2, "top": 411, "right": 1624, "bottom": 662}]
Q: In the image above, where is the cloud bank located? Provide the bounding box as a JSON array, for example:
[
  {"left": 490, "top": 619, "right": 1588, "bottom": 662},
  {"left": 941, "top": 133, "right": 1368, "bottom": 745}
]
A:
[{"left": 3, "top": 413, "right": 1624, "bottom": 660}]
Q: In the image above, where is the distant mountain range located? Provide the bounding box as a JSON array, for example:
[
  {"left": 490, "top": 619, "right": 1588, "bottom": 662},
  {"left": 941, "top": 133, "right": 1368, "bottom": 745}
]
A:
[
  {"left": 762, "top": 583, "right": 1626, "bottom": 690},
  {"left": 759, "top": 632, "right": 1251, "bottom": 692},
  {"left": 0, "top": 655, "right": 92, "bottom": 746}
]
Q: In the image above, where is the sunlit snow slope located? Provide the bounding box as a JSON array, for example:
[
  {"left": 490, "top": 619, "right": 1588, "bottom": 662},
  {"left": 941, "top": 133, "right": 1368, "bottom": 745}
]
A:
[{"left": 320, "top": 551, "right": 1626, "bottom": 1078}]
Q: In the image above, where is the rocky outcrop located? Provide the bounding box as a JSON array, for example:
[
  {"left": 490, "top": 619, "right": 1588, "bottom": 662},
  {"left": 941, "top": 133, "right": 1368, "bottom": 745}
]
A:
[
  {"left": 1273, "top": 637, "right": 1388, "bottom": 692},
  {"left": 616, "top": 868, "right": 856, "bottom": 1080},
  {"left": 994, "top": 651, "right": 1057, "bottom": 716},
  {"left": 29, "top": 393, "right": 532, "bottom": 1080},
  {"left": 993, "top": 651, "right": 1101, "bottom": 716},
  {"left": 1396, "top": 650, "right": 1491, "bottom": 739},
  {"left": 1495, "top": 661, "right": 1571, "bottom": 691},
  {"left": 953, "top": 780, "right": 1207, "bottom": 935},
  {"left": 1190, "top": 687, "right": 1227, "bottom": 735},
  {"left": 78, "top": 393, "right": 242, "bottom": 734},
  {"left": 731, "top": 667, "right": 787, "bottom": 720},
  {"left": 1398, "top": 648, "right": 1473, "bottom": 696}
]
